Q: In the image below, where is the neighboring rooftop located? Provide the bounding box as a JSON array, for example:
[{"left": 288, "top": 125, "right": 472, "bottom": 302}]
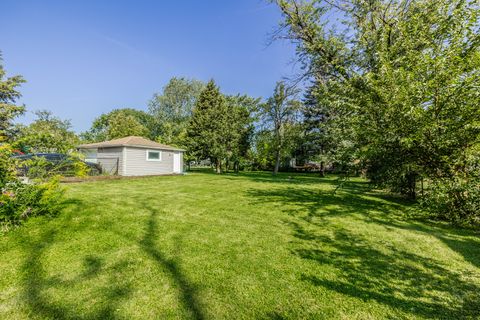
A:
[{"left": 78, "top": 136, "right": 185, "bottom": 151}]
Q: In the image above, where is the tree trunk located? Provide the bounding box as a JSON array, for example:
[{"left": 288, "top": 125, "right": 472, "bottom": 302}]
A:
[
  {"left": 319, "top": 161, "right": 325, "bottom": 177},
  {"left": 407, "top": 172, "right": 416, "bottom": 200},
  {"left": 234, "top": 161, "right": 239, "bottom": 173},
  {"left": 215, "top": 160, "right": 221, "bottom": 174},
  {"left": 421, "top": 177, "right": 424, "bottom": 198},
  {"left": 273, "top": 149, "right": 281, "bottom": 175}
]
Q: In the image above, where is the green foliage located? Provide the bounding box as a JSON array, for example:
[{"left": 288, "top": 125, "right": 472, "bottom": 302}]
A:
[
  {"left": 82, "top": 108, "right": 154, "bottom": 142},
  {"left": 186, "top": 81, "right": 257, "bottom": 173},
  {"left": 15, "top": 110, "right": 78, "bottom": 153},
  {"left": 148, "top": 77, "right": 205, "bottom": 146},
  {"left": 275, "top": 0, "right": 480, "bottom": 225},
  {"left": 0, "top": 144, "right": 16, "bottom": 187},
  {"left": 0, "top": 178, "right": 64, "bottom": 230},
  {"left": 106, "top": 112, "right": 149, "bottom": 140},
  {"left": 422, "top": 178, "right": 480, "bottom": 228},
  {"left": 421, "top": 149, "right": 480, "bottom": 227},
  {"left": 225, "top": 94, "right": 259, "bottom": 172},
  {"left": 0, "top": 141, "right": 65, "bottom": 232},
  {"left": 186, "top": 80, "right": 230, "bottom": 172},
  {"left": 0, "top": 54, "right": 25, "bottom": 143},
  {"left": 257, "top": 81, "right": 301, "bottom": 174},
  {"left": 23, "top": 156, "right": 90, "bottom": 180},
  {"left": 0, "top": 58, "right": 65, "bottom": 231},
  {"left": 251, "top": 130, "right": 276, "bottom": 170}
]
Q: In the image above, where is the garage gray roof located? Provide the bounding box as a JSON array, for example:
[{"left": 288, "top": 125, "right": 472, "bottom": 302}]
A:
[{"left": 78, "top": 136, "right": 185, "bottom": 151}]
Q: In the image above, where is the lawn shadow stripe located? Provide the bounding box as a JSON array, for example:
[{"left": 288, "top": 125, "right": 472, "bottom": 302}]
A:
[
  {"left": 246, "top": 184, "right": 480, "bottom": 318},
  {"left": 139, "top": 204, "right": 206, "bottom": 320}
]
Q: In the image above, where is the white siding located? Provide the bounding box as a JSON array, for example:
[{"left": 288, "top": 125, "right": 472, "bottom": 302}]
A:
[{"left": 124, "top": 147, "right": 182, "bottom": 176}]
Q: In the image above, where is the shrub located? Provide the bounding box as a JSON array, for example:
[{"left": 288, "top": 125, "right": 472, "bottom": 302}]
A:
[
  {"left": 421, "top": 177, "right": 480, "bottom": 228},
  {"left": 0, "top": 144, "right": 16, "bottom": 187},
  {"left": 0, "top": 178, "right": 64, "bottom": 231},
  {"left": 22, "top": 156, "right": 91, "bottom": 180},
  {"left": 0, "top": 144, "right": 65, "bottom": 232}
]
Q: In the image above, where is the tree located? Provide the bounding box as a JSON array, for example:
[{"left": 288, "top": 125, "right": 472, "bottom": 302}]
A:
[
  {"left": 274, "top": 0, "right": 480, "bottom": 224},
  {"left": 0, "top": 56, "right": 25, "bottom": 184},
  {"left": 148, "top": 77, "right": 205, "bottom": 146},
  {"left": 0, "top": 58, "right": 64, "bottom": 230},
  {"left": 186, "top": 80, "right": 230, "bottom": 173},
  {"left": 82, "top": 108, "right": 153, "bottom": 142},
  {"left": 106, "top": 112, "right": 149, "bottom": 140},
  {"left": 258, "top": 81, "right": 301, "bottom": 174},
  {"left": 225, "top": 94, "right": 259, "bottom": 172},
  {"left": 15, "top": 110, "right": 79, "bottom": 153},
  {"left": 0, "top": 54, "right": 25, "bottom": 143}
]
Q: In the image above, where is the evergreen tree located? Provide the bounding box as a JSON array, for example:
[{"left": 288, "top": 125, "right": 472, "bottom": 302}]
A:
[
  {"left": 186, "top": 80, "right": 229, "bottom": 173},
  {"left": 0, "top": 54, "right": 25, "bottom": 143}
]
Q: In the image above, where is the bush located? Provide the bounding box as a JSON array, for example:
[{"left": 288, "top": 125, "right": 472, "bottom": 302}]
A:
[
  {"left": 421, "top": 177, "right": 480, "bottom": 228},
  {"left": 0, "top": 144, "right": 16, "bottom": 186},
  {"left": 0, "top": 178, "right": 64, "bottom": 231},
  {"left": 0, "top": 144, "right": 65, "bottom": 232},
  {"left": 21, "top": 155, "right": 92, "bottom": 180}
]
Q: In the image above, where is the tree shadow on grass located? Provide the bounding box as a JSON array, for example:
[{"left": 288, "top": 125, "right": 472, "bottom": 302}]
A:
[
  {"left": 21, "top": 229, "right": 132, "bottom": 320},
  {"left": 247, "top": 186, "right": 480, "bottom": 318},
  {"left": 247, "top": 184, "right": 410, "bottom": 224},
  {"left": 19, "top": 199, "right": 206, "bottom": 319},
  {"left": 138, "top": 205, "right": 206, "bottom": 320},
  {"left": 191, "top": 168, "right": 367, "bottom": 189},
  {"left": 365, "top": 215, "right": 480, "bottom": 270},
  {"left": 295, "top": 227, "right": 480, "bottom": 318}
]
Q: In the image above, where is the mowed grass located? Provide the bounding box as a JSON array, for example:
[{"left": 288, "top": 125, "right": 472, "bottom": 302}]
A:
[{"left": 1, "top": 171, "right": 479, "bottom": 319}]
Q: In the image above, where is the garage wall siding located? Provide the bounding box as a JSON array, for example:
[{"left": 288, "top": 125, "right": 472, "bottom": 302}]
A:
[
  {"left": 124, "top": 147, "right": 174, "bottom": 176},
  {"left": 97, "top": 147, "right": 124, "bottom": 175}
]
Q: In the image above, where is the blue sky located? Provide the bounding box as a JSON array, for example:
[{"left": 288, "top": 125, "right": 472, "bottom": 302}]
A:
[{"left": 0, "top": 0, "right": 297, "bottom": 132}]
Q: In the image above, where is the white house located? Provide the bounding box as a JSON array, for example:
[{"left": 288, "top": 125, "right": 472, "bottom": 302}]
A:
[{"left": 78, "top": 136, "right": 184, "bottom": 176}]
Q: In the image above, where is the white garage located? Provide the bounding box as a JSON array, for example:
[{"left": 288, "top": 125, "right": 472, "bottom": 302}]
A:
[{"left": 78, "top": 136, "right": 185, "bottom": 176}]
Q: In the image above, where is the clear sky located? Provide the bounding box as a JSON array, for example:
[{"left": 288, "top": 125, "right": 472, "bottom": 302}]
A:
[{"left": 0, "top": 0, "right": 297, "bottom": 132}]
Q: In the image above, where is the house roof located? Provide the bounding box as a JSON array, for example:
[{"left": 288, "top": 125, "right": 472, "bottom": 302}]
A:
[{"left": 78, "top": 136, "right": 185, "bottom": 151}]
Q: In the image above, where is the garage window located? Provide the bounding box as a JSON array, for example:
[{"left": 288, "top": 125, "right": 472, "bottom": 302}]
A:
[{"left": 146, "top": 150, "right": 162, "bottom": 161}]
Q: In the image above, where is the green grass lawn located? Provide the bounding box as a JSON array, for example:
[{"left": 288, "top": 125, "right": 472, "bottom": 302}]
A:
[{"left": 1, "top": 171, "right": 479, "bottom": 319}]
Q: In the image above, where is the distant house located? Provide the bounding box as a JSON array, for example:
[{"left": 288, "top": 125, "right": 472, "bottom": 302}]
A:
[{"left": 78, "top": 136, "right": 184, "bottom": 176}]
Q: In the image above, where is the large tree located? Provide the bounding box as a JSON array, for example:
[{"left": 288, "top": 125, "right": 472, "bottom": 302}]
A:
[
  {"left": 225, "top": 94, "right": 259, "bottom": 172},
  {"left": 186, "top": 80, "right": 230, "bottom": 173},
  {"left": 82, "top": 108, "right": 153, "bottom": 142},
  {"left": 148, "top": 77, "right": 205, "bottom": 146},
  {"left": 15, "top": 110, "right": 79, "bottom": 153},
  {"left": 106, "top": 112, "right": 149, "bottom": 140},
  {"left": 274, "top": 0, "right": 480, "bottom": 223},
  {"left": 258, "top": 81, "right": 301, "bottom": 174}
]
